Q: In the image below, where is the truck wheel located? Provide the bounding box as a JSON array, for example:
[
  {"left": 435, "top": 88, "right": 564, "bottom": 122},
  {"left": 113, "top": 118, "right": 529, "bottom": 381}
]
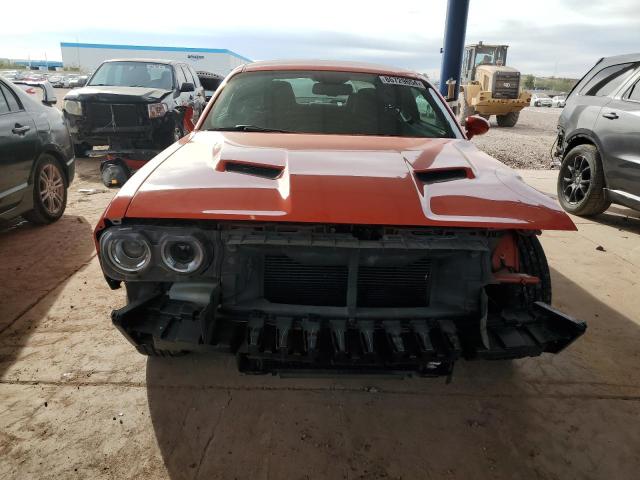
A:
[
  {"left": 24, "top": 154, "right": 68, "bottom": 225},
  {"left": 557, "top": 144, "right": 611, "bottom": 216},
  {"left": 496, "top": 111, "right": 519, "bottom": 127},
  {"left": 458, "top": 98, "right": 475, "bottom": 126}
]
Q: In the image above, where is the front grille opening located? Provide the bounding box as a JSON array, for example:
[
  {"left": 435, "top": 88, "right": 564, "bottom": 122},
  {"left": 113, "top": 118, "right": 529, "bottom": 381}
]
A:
[
  {"left": 357, "top": 258, "right": 431, "bottom": 308},
  {"left": 263, "top": 255, "right": 431, "bottom": 309},
  {"left": 264, "top": 255, "right": 348, "bottom": 306},
  {"left": 84, "top": 103, "right": 147, "bottom": 128}
]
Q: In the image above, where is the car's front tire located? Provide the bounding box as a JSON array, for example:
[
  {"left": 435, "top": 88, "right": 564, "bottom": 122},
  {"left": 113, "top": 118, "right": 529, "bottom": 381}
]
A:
[
  {"left": 24, "top": 154, "right": 68, "bottom": 225},
  {"left": 557, "top": 144, "right": 611, "bottom": 216}
]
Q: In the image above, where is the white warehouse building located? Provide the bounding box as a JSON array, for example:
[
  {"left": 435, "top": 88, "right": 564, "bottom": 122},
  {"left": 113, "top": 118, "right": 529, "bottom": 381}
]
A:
[{"left": 60, "top": 42, "right": 251, "bottom": 75}]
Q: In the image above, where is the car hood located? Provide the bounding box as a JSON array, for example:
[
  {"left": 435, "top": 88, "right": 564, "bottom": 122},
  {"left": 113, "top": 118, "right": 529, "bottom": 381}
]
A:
[
  {"left": 108, "top": 131, "right": 576, "bottom": 230},
  {"left": 64, "top": 85, "right": 172, "bottom": 103}
]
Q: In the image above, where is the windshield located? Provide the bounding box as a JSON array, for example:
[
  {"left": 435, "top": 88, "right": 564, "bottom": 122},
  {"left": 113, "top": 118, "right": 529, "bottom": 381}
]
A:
[
  {"left": 88, "top": 61, "right": 174, "bottom": 89},
  {"left": 203, "top": 70, "right": 457, "bottom": 138}
]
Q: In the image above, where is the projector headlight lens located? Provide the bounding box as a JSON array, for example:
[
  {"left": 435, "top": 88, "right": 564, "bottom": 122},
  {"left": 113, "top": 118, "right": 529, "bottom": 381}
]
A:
[
  {"left": 160, "top": 237, "right": 205, "bottom": 274},
  {"left": 103, "top": 232, "right": 152, "bottom": 273}
]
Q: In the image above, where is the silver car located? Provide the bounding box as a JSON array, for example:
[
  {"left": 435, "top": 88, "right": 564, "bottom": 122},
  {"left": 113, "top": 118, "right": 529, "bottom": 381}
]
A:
[{"left": 530, "top": 93, "right": 553, "bottom": 107}]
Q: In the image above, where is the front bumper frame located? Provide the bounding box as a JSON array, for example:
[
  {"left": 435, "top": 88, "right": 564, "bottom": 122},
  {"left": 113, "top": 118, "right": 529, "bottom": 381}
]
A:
[{"left": 112, "top": 292, "right": 586, "bottom": 377}]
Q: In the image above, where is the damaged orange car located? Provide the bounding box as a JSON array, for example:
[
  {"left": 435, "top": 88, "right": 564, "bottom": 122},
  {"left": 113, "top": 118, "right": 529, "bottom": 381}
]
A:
[{"left": 95, "top": 60, "right": 585, "bottom": 376}]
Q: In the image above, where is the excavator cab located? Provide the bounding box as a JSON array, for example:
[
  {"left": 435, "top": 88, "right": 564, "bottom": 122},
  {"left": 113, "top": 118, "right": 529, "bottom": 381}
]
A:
[{"left": 461, "top": 44, "right": 509, "bottom": 83}]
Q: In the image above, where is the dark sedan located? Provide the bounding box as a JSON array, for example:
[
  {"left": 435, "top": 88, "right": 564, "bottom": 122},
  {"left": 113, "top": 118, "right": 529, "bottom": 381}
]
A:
[
  {"left": 0, "top": 77, "right": 74, "bottom": 224},
  {"left": 555, "top": 53, "right": 640, "bottom": 215}
]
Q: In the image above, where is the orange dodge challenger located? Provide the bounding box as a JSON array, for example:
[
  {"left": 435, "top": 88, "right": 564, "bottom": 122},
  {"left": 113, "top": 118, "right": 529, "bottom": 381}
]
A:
[{"left": 95, "top": 60, "right": 585, "bottom": 376}]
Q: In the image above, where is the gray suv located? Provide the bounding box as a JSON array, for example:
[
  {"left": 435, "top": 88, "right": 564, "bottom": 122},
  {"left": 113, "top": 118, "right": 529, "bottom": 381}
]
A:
[{"left": 555, "top": 54, "right": 640, "bottom": 215}]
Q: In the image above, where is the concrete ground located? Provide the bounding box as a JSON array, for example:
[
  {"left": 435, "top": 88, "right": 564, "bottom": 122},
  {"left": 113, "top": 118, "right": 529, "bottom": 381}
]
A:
[{"left": 1, "top": 159, "right": 640, "bottom": 480}]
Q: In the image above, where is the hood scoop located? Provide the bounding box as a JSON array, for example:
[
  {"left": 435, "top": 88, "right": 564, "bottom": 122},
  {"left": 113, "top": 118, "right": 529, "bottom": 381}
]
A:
[
  {"left": 415, "top": 168, "right": 471, "bottom": 184},
  {"left": 220, "top": 160, "right": 284, "bottom": 179}
]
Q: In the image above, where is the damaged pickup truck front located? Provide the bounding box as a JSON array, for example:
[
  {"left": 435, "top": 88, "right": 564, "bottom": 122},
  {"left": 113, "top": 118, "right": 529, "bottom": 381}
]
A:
[
  {"left": 95, "top": 61, "right": 586, "bottom": 376},
  {"left": 63, "top": 59, "right": 206, "bottom": 155}
]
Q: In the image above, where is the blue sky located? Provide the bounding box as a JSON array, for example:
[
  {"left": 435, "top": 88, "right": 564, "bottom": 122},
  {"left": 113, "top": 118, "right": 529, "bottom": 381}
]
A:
[{"left": 2, "top": 0, "right": 639, "bottom": 78}]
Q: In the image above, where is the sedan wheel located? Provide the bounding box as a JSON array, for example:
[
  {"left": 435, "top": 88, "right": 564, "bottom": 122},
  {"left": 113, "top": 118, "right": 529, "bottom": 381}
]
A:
[
  {"left": 25, "top": 154, "right": 68, "bottom": 225},
  {"left": 39, "top": 163, "right": 65, "bottom": 216}
]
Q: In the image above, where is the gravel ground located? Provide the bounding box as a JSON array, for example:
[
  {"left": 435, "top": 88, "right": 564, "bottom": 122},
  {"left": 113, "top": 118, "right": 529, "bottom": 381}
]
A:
[{"left": 472, "top": 106, "right": 562, "bottom": 169}]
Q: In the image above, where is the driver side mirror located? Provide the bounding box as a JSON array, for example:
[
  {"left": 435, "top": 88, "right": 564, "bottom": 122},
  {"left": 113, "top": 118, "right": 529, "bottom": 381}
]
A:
[
  {"left": 180, "top": 82, "right": 195, "bottom": 93},
  {"left": 464, "top": 115, "right": 490, "bottom": 139}
]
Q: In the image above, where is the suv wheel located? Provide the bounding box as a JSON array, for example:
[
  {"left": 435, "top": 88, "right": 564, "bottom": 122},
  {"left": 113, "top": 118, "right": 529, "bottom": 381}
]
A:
[
  {"left": 557, "top": 144, "right": 611, "bottom": 216},
  {"left": 24, "top": 154, "right": 68, "bottom": 225}
]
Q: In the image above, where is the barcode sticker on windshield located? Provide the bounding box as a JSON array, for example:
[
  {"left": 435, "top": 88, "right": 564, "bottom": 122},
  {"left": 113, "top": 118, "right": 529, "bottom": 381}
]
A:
[{"left": 379, "top": 76, "right": 425, "bottom": 89}]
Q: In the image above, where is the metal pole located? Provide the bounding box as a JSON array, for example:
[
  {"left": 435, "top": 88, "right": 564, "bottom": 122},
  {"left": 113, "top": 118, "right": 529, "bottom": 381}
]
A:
[{"left": 439, "top": 0, "right": 470, "bottom": 98}]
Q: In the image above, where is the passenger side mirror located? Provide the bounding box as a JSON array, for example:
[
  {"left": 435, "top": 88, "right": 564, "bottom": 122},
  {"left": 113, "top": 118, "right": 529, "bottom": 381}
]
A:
[
  {"left": 180, "top": 82, "right": 195, "bottom": 93},
  {"left": 464, "top": 115, "right": 490, "bottom": 139}
]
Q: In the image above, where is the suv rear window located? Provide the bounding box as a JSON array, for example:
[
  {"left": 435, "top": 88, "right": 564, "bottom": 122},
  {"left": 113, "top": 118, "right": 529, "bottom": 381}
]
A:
[{"left": 580, "top": 63, "right": 638, "bottom": 97}]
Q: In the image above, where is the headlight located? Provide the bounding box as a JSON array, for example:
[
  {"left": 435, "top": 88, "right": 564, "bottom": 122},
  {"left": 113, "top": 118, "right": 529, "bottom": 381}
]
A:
[
  {"left": 101, "top": 231, "right": 152, "bottom": 274},
  {"left": 63, "top": 99, "right": 82, "bottom": 116},
  {"left": 160, "top": 236, "right": 205, "bottom": 274},
  {"left": 147, "top": 103, "right": 168, "bottom": 119}
]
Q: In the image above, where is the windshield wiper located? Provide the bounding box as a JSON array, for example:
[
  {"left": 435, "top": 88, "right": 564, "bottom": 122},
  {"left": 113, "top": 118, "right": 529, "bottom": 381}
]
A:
[{"left": 210, "top": 125, "right": 292, "bottom": 133}]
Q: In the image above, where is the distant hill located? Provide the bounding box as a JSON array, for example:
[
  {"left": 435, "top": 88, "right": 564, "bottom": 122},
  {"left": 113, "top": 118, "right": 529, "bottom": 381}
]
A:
[{"left": 522, "top": 75, "right": 578, "bottom": 93}]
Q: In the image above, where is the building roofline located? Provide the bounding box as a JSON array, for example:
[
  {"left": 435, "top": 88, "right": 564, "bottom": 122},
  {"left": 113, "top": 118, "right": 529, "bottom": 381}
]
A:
[{"left": 59, "top": 42, "right": 252, "bottom": 63}]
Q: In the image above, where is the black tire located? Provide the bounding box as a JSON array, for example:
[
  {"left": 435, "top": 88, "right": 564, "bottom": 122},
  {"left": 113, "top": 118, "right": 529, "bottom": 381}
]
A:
[
  {"left": 496, "top": 111, "right": 519, "bottom": 127},
  {"left": 517, "top": 234, "right": 552, "bottom": 304},
  {"left": 458, "top": 96, "right": 475, "bottom": 126},
  {"left": 24, "top": 154, "right": 67, "bottom": 225},
  {"left": 161, "top": 120, "right": 184, "bottom": 148},
  {"left": 138, "top": 344, "right": 186, "bottom": 357},
  {"left": 101, "top": 162, "right": 129, "bottom": 188},
  {"left": 557, "top": 144, "right": 611, "bottom": 216}
]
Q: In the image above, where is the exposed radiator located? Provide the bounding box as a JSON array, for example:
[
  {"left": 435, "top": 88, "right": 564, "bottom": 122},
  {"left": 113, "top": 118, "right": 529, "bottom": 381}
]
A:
[{"left": 263, "top": 255, "right": 431, "bottom": 308}]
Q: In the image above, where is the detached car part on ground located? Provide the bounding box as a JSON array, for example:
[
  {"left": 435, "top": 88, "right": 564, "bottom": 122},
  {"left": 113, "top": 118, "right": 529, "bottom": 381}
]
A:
[
  {"left": 0, "top": 77, "right": 74, "bottom": 224},
  {"left": 63, "top": 59, "right": 207, "bottom": 156},
  {"left": 555, "top": 53, "right": 640, "bottom": 216},
  {"left": 95, "top": 61, "right": 586, "bottom": 376}
]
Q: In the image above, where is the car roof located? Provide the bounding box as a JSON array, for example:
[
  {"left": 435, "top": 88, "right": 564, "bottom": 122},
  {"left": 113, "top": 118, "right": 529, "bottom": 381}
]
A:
[
  {"left": 597, "top": 53, "right": 640, "bottom": 67},
  {"left": 243, "top": 59, "right": 424, "bottom": 78},
  {"left": 103, "top": 58, "right": 180, "bottom": 65}
]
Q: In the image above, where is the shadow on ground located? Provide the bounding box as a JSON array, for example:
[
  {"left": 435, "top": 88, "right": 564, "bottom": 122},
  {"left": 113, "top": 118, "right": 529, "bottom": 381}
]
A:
[
  {"left": 0, "top": 215, "right": 95, "bottom": 377},
  {"left": 589, "top": 209, "right": 640, "bottom": 235},
  {"left": 146, "top": 269, "right": 640, "bottom": 480}
]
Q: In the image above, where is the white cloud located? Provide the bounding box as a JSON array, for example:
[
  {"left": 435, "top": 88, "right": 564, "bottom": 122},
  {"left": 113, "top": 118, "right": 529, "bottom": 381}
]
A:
[{"left": 1, "top": 0, "right": 637, "bottom": 78}]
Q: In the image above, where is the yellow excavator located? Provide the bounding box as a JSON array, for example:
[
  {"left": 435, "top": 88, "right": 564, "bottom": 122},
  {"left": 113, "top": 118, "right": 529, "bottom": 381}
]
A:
[{"left": 458, "top": 42, "right": 531, "bottom": 127}]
